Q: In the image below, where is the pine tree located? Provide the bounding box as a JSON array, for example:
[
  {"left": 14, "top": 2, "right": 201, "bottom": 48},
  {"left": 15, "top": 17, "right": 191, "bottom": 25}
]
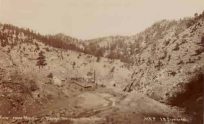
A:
[{"left": 36, "top": 51, "right": 47, "bottom": 69}]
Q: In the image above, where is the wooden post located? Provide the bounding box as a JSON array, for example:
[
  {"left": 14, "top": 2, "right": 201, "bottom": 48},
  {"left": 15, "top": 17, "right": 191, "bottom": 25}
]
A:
[{"left": 93, "top": 70, "right": 96, "bottom": 83}]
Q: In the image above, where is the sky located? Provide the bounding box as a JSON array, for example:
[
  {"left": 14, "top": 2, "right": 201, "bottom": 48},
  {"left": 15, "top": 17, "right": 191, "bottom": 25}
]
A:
[{"left": 0, "top": 0, "right": 203, "bottom": 39}]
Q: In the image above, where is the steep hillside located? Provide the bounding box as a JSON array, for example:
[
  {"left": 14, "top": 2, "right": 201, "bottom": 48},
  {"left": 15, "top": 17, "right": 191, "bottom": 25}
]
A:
[
  {"left": 124, "top": 12, "right": 204, "bottom": 123},
  {"left": 124, "top": 12, "right": 204, "bottom": 101}
]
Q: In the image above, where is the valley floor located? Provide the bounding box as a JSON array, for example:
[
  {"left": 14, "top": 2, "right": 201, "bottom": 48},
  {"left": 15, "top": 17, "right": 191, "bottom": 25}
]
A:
[{"left": 0, "top": 86, "right": 191, "bottom": 124}]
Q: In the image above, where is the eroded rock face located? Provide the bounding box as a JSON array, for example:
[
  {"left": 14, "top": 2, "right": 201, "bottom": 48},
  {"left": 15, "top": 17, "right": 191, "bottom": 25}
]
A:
[{"left": 128, "top": 15, "right": 204, "bottom": 104}]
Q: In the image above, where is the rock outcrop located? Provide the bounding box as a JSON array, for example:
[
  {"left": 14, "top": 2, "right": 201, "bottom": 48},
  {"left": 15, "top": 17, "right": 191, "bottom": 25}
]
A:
[{"left": 125, "top": 13, "right": 204, "bottom": 105}]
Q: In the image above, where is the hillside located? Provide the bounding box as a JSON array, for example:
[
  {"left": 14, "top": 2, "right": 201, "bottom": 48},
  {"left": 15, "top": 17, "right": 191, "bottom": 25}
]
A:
[
  {"left": 125, "top": 13, "right": 204, "bottom": 123},
  {"left": 0, "top": 11, "right": 203, "bottom": 124}
]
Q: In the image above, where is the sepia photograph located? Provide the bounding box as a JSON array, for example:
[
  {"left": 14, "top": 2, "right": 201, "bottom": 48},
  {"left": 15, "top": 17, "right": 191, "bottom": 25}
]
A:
[{"left": 0, "top": 0, "right": 203, "bottom": 124}]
